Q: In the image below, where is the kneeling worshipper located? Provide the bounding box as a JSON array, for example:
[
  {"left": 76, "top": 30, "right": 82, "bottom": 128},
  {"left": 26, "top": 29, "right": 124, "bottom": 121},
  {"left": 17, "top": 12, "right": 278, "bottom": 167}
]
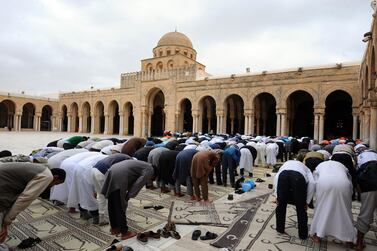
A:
[
  {"left": 92, "top": 153, "right": 132, "bottom": 225},
  {"left": 310, "top": 160, "right": 356, "bottom": 245},
  {"left": 101, "top": 160, "right": 156, "bottom": 240},
  {"left": 190, "top": 151, "right": 220, "bottom": 202},
  {"left": 273, "top": 160, "right": 315, "bottom": 240},
  {"left": 0, "top": 163, "right": 66, "bottom": 250},
  {"left": 355, "top": 149, "right": 377, "bottom": 251}
]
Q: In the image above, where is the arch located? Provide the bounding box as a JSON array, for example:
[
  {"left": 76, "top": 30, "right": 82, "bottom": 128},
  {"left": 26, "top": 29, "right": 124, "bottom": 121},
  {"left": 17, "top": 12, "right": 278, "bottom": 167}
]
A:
[
  {"left": 224, "top": 94, "right": 245, "bottom": 134},
  {"left": 286, "top": 90, "right": 314, "bottom": 137},
  {"left": 94, "top": 101, "right": 105, "bottom": 134},
  {"left": 81, "top": 102, "right": 91, "bottom": 133},
  {"left": 324, "top": 90, "right": 353, "bottom": 139},
  {"left": 178, "top": 98, "right": 193, "bottom": 133},
  {"left": 123, "top": 102, "right": 134, "bottom": 135},
  {"left": 0, "top": 99, "right": 16, "bottom": 130},
  {"left": 149, "top": 90, "right": 165, "bottom": 136},
  {"left": 108, "top": 100, "right": 120, "bottom": 134},
  {"left": 146, "top": 63, "right": 153, "bottom": 72},
  {"left": 198, "top": 96, "right": 217, "bottom": 134},
  {"left": 167, "top": 59, "right": 174, "bottom": 69},
  {"left": 253, "top": 92, "right": 276, "bottom": 136},
  {"left": 281, "top": 87, "right": 318, "bottom": 107},
  {"left": 70, "top": 102, "right": 79, "bottom": 132},
  {"left": 61, "top": 105, "right": 68, "bottom": 132},
  {"left": 156, "top": 61, "right": 163, "bottom": 71},
  {"left": 40, "top": 105, "right": 53, "bottom": 131},
  {"left": 21, "top": 102, "right": 36, "bottom": 129},
  {"left": 370, "top": 47, "right": 376, "bottom": 91}
]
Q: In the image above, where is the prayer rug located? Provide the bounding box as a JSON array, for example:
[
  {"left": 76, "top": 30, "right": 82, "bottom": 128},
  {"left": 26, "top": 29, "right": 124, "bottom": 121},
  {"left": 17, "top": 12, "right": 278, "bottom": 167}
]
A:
[
  {"left": 6, "top": 199, "right": 113, "bottom": 251},
  {"left": 211, "top": 195, "right": 377, "bottom": 251}
]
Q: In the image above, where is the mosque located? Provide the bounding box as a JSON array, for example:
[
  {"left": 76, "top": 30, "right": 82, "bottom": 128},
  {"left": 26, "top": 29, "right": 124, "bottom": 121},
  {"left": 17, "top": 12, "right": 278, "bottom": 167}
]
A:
[{"left": 1, "top": 24, "right": 375, "bottom": 147}]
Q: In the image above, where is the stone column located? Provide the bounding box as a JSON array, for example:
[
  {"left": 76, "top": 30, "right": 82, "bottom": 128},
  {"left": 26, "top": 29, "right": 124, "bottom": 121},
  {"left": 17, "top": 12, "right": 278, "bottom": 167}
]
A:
[
  {"left": 352, "top": 113, "right": 358, "bottom": 140},
  {"left": 37, "top": 115, "right": 41, "bottom": 131},
  {"left": 244, "top": 115, "right": 249, "bottom": 135},
  {"left": 359, "top": 112, "right": 364, "bottom": 140},
  {"left": 281, "top": 112, "right": 286, "bottom": 136},
  {"left": 147, "top": 109, "right": 152, "bottom": 136},
  {"left": 90, "top": 113, "right": 95, "bottom": 134},
  {"left": 216, "top": 115, "right": 220, "bottom": 133},
  {"left": 78, "top": 113, "right": 83, "bottom": 133},
  {"left": 175, "top": 112, "right": 179, "bottom": 132},
  {"left": 104, "top": 113, "right": 109, "bottom": 134},
  {"left": 370, "top": 105, "right": 377, "bottom": 150},
  {"left": 313, "top": 114, "right": 319, "bottom": 140},
  {"left": 67, "top": 114, "right": 71, "bottom": 133},
  {"left": 13, "top": 114, "right": 19, "bottom": 131},
  {"left": 276, "top": 113, "right": 281, "bottom": 136},
  {"left": 364, "top": 108, "right": 371, "bottom": 144},
  {"left": 119, "top": 111, "right": 124, "bottom": 136},
  {"left": 319, "top": 113, "right": 324, "bottom": 142},
  {"left": 250, "top": 112, "right": 255, "bottom": 135}
]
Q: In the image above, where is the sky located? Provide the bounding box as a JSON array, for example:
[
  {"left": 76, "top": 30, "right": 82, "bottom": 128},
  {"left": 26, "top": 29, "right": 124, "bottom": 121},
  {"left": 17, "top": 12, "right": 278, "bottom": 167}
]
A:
[{"left": 0, "top": 0, "right": 373, "bottom": 96}]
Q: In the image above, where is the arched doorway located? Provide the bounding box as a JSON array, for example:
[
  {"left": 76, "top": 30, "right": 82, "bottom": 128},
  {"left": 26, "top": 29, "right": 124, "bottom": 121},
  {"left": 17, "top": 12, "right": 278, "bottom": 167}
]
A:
[
  {"left": 253, "top": 93, "right": 276, "bottom": 136},
  {"left": 325, "top": 90, "right": 353, "bottom": 139},
  {"left": 123, "top": 102, "right": 134, "bottom": 135},
  {"left": 0, "top": 100, "right": 15, "bottom": 130},
  {"left": 225, "top": 94, "right": 245, "bottom": 134},
  {"left": 61, "top": 105, "right": 68, "bottom": 131},
  {"left": 149, "top": 90, "right": 165, "bottom": 136},
  {"left": 108, "top": 100, "right": 120, "bottom": 134},
  {"left": 82, "top": 102, "right": 91, "bottom": 133},
  {"left": 286, "top": 90, "right": 314, "bottom": 137},
  {"left": 70, "top": 103, "right": 79, "bottom": 132},
  {"left": 178, "top": 99, "right": 193, "bottom": 133},
  {"left": 199, "top": 96, "right": 217, "bottom": 134},
  {"left": 21, "top": 103, "right": 35, "bottom": 129},
  {"left": 94, "top": 101, "right": 105, "bottom": 134},
  {"left": 41, "top": 105, "right": 53, "bottom": 131}
]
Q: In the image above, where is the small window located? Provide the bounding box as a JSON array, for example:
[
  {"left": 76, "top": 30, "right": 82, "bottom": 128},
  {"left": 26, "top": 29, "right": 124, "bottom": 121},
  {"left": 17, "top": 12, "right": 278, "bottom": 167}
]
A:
[
  {"left": 167, "top": 50, "right": 171, "bottom": 56},
  {"left": 190, "top": 54, "right": 193, "bottom": 59},
  {"left": 175, "top": 49, "right": 180, "bottom": 54},
  {"left": 159, "top": 51, "right": 163, "bottom": 57},
  {"left": 184, "top": 51, "right": 188, "bottom": 56}
]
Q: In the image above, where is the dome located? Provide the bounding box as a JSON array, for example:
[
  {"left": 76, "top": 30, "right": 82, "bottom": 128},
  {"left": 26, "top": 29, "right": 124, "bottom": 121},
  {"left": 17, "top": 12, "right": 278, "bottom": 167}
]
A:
[{"left": 157, "top": 31, "right": 193, "bottom": 49}]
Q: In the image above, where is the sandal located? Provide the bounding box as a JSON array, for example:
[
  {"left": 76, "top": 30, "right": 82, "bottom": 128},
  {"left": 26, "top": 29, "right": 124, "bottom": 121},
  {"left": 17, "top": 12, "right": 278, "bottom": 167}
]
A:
[
  {"left": 200, "top": 231, "right": 218, "bottom": 240},
  {"left": 255, "top": 178, "right": 265, "bottom": 182},
  {"left": 169, "top": 230, "right": 181, "bottom": 240},
  {"left": 147, "top": 230, "right": 161, "bottom": 239},
  {"left": 192, "top": 230, "right": 201, "bottom": 240},
  {"left": 157, "top": 229, "right": 170, "bottom": 238}
]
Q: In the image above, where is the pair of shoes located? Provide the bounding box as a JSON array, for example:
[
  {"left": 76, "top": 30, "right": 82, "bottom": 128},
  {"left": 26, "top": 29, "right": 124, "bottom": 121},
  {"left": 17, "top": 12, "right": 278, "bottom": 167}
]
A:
[
  {"left": 235, "top": 189, "right": 244, "bottom": 194},
  {"left": 143, "top": 205, "right": 164, "bottom": 210},
  {"left": 157, "top": 228, "right": 181, "bottom": 239},
  {"left": 255, "top": 178, "right": 265, "bottom": 183},
  {"left": 265, "top": 173, "right": 271, "bottom": 177},
  {"left": 17, "top": 237, "right": 42, "bottom": 249},
  {"left": 121, "top": 231, "right": 137, "bottom": 240},
  {"left": 137, "top": 231, "right": 160, "bottom": 244}
]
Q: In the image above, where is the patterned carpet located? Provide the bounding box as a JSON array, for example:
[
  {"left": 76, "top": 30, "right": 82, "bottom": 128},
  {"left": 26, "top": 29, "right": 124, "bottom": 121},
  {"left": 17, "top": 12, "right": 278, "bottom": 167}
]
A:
[{"left": 212, "top": 194, "right": 377, "bottom": 251}]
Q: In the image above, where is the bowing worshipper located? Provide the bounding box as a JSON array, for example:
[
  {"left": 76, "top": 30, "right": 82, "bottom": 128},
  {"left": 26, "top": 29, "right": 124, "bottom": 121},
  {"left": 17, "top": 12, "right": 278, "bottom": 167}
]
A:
[
  {"left": 266, "top": 141, "right": 279, "bottom": 168},
  {"left": 354, "top": 149, "right": 377, "bottom": 251},
  {"left": 133, "top": 146, "right": 154, "bottom": 162},
  {"left": 53, "top": 152, "right": 99, "bottom": 209},
  {"left": 191, "top": 151, "right": 220, "bottom": 202},
  {"left": 275, "top": 140, "right": 285, "bottom": 162},
  {"left": 89, "top": 139, "right": 114, "bottom": 152},
  {"left": 49, "top": 149, "right": 88, "bottom": 203},
  {"left": 310, "top": 160, "right": 356, "bottom": 244},
  {"left": 121, "top": 137, "right": 146, "bottom": 156},
  {"left": 67, "top": 153, "right": 108, "bottom": 222},
  {"left": 92, "top": 153, "right": 132, "bottom": 225},
  {"left": 255, "top": 141, "right": 267, "bottom": 167},
  {"left": 209, "top": 148, "right": 224, "bottom": 185},
  {"left": 0, "top": 163, "right": 66, "bottom": 244},
  {"left": 101, "top": 160, "right": 155, "bottom": 240},
  {"left": 173, "top": 148, "right": 198, "bottom": 198},
  {"left": 273, "top": 160, "right": 315, "bottom": 240},
  {"left": 239, "top": 147, "right": 254, "bottom": 178},
  {"left": 147, "top": 146, "right": 170, "bottom": 191},
  {"left": 331, "top": 144, "right": 357, "bottom": 200},
  {"left": 221, "top": 146, "right": 240, "bottom": 188},
  {"left": 303, "top": 151, "right": 324, "bottom": 172},
  {"left": 158, "top": 149, "right": 180, "bottom": 194}
]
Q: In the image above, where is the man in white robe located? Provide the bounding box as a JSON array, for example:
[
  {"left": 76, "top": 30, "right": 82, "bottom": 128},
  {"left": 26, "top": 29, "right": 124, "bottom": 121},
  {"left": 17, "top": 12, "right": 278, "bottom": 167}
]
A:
[
  {"left": 255, "top": 141, "right": 266, "bottom": 167},
  {"left": 310, "top": 160, "right": 356, "bottom": 244},
  {"left": 239, "top": 147, "right": 253, "bottom": 177},
  {"left": 67, "top": 153, "right": 107, "bottom": 221},
  {"left": 266, "top": 142, "right": 279, "bottom": 168}
]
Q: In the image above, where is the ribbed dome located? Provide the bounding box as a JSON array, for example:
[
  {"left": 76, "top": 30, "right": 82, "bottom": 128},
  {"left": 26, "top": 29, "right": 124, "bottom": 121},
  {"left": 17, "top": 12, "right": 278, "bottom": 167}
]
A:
[{"left": 157, "top": 31, "right": 193, "bottom": 48}]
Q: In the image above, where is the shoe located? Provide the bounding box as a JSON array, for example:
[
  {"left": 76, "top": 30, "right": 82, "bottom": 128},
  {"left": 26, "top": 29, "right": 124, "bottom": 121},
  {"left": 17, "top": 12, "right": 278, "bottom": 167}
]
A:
[
  {"left": 169, "top": 230, "right": 181, "bottom": 240},
  {"left": 137, "top": 233, "right": 148, "bottom": 244},
  {"left": 121, "top": 231, "right": 137, "bottom": 240},
  {"left": 200, "top": 231, "right": 218, "bottom": 240},
  {"left": 192, "top": 230, "right": 201, "bottom": 240},
  {"left": 157, "top": 229, "right": 170, "bottom": 238},
  {"left": 255, "top": 178, "right": 265, "bottom": 183}
]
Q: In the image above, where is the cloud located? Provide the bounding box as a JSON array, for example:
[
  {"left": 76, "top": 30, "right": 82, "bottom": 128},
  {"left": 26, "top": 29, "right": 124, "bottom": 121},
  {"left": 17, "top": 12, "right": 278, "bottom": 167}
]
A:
[{"left": 0, "top": 0, "right": 372, "bottom": 95}]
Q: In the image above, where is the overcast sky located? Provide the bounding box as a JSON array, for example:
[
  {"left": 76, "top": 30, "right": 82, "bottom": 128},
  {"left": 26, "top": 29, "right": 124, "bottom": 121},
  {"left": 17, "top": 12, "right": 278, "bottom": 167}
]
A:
[{"left": 0, "top": 0, "right": 373, "bottom": 96}]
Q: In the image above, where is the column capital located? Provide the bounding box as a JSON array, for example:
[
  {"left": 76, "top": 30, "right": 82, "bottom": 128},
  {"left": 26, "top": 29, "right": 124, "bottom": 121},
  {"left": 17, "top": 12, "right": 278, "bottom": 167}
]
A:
[
  {"left": 35, "top": 112, "right": 42, "bottom": 117},
  {"left": 276, "top": 108, "right": 287, "bottom": 114},
  {"left": 314, "top": 108, "right": 325, "bottom": 114}
]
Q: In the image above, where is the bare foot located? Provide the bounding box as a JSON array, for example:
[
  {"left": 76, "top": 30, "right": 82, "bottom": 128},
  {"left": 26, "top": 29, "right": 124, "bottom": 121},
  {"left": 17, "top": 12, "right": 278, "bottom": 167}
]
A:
[
  {"left": 311, "top": 234, "right": 321, "bottom": 243},
  {"left": 121, "top": 231, "right": 137, "bottom": 240}
]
